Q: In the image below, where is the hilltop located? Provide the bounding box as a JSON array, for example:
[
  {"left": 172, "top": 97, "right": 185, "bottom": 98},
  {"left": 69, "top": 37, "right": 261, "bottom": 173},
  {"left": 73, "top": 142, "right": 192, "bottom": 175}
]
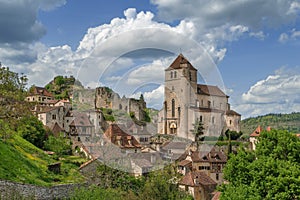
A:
[
  {"left": 241, "top": 112, "right": 300, "bottom": 135},
  {"left": 44, "top": 75, "right": 83, "bottom": 100}
]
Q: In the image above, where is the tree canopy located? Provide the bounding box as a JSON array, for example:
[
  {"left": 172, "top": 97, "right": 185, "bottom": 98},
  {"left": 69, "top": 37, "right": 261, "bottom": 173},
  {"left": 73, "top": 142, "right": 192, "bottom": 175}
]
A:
[{"left": 220, "top": 129, "right": 300, "bottom": 200}]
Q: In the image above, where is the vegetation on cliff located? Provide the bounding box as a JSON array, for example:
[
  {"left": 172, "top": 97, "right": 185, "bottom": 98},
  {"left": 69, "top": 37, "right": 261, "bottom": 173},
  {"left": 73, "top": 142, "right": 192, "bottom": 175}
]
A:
[{"left": 241, "top": 112, "right": 300, "bottom": 135}]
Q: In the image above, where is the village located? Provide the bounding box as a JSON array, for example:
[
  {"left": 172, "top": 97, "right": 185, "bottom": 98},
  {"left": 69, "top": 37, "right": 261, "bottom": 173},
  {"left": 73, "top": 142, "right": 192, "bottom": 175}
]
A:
[{"left": 20, "top": 54, "right": 279, "bottom": 200}]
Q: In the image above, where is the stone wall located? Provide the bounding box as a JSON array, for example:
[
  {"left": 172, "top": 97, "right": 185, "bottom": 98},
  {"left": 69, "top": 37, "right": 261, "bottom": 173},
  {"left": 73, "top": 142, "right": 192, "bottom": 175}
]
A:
[{"left": 0, "top": 180, "right": 86, "bottom": 200}]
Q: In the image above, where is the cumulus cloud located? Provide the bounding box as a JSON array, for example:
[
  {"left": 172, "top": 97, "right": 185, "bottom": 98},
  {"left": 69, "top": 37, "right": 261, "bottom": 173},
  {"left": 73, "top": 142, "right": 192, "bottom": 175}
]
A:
[
  {"left": 131, "top": 85, "right": 164, "bottom": 109},
  {"left": 279, "top": 29, "right": 300, "bottom": 43},
  {"left": 151, "top": 0, "right": 300, "bottom": 29},
  {"left": 235, "top": 66, "right": 300, "bottom": 118}
]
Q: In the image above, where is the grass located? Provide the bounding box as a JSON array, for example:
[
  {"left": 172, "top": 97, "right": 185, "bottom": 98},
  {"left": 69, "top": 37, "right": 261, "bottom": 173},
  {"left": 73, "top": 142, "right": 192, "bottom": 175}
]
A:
[{"left": 0, "top": 134, "right": 85, "bottom": 186}]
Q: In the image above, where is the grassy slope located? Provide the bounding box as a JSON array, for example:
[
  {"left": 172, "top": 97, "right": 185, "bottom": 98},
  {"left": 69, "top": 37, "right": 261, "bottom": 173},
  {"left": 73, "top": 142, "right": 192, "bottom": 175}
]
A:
[
  {"left": 241, "top": 112, "right": 300, "bottom": 135},
  {"left": 0, "top": 134, "right": 85, "bottom": 186}
]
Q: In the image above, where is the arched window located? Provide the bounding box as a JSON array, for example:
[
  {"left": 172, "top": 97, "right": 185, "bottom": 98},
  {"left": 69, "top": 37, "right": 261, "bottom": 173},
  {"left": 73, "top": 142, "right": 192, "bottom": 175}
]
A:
[{"left": 172, "top": 99, "right": 175, "bottom": 117}]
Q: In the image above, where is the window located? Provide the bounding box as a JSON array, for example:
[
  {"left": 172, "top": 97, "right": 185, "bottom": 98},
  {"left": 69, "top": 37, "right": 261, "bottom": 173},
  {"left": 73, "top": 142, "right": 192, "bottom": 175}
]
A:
[
  {"left": 212, "top": 116, "right": 215, "bottom": 124},
  {"left": 178, "top": 107, "right": 181, "bottom": 118},
  {"left": 174, "top": 71, "right": 177, "bottom": 78},
  {"left": 172, "top": 99, "right": 175, "bottom": 117},
  {"left": 52, "top": 114, "right": 56, "bottom": 120},
  {"left": 170, "top": 71, "right": 173, "bottom": 78},
  {"left": 216, "top": 173, "right": 219, "bottom": 180},
  {"left": 200, "top": 116, "right": 203, "bottom": 122},
  {"left": 196, "top": 100, "right": 199, "bottom": 107},
  {"left": 229, "top": 120, "right": 232, "bottom": 125},
  {"left": 208, "top": 101, "right": 211, "bottom": 108}
]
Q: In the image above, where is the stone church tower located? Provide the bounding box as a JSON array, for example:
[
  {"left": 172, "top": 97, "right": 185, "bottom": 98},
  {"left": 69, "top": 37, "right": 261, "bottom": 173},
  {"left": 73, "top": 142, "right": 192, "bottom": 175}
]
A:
[{"left": 157, "top": 54, "right": 241, "bottom": 141}]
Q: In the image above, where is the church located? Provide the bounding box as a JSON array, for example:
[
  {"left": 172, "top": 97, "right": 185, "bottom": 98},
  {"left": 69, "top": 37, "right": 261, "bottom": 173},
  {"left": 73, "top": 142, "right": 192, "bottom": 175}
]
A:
[{"left": 157, "top": 54, "right": 241, "bottom": 141}]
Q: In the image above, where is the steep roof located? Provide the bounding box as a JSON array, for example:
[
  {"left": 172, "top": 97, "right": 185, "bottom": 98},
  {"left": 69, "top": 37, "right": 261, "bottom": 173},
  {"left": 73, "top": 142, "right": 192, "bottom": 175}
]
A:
[
  {"left": 197, "top": 84, "right": 227, "bottom": 97},
  {"left": 179, "top": 171, "right": 217, "bottom": 186},
  {"left": 104, "top": 124, "right": 141, "bottom": 149},
  {"left": 165, "top": 54, "right": 197, "bottom": 71},
  {"left": 189, "top": 149, "right": 227, "bottom": 163},
  {"left": 250, "top": 125, "right": 262, "bottom": 137},
  {"left": 69, "top": 112, "right": 94, "bottom": 127},
  {"left": 30, "top": 86, "right": 53, "bottom": 97},
  {"left": 225, "top": 110, "right": 241, "bottom": 116}
]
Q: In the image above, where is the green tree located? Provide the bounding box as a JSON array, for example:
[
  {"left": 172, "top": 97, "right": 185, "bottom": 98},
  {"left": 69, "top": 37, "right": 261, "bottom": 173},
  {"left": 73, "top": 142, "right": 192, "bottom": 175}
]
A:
[
  {"left": 190, "top": 118, "right": 204, "bottom": 149},
  {"left": 44, "top": 135, "right": 72, "bottom": 156},
  {"left": 220, "top": 130, "right": 300, "bottom": 200},
  {"left": 17, "top": 116, "right": 46, "bottom": 148}
]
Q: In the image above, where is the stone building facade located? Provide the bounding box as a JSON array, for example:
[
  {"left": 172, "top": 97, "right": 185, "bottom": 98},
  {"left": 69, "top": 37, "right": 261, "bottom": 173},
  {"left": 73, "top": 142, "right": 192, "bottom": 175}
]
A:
[{"left": 157, "top": 54, "right": 241, "bottom": 141}]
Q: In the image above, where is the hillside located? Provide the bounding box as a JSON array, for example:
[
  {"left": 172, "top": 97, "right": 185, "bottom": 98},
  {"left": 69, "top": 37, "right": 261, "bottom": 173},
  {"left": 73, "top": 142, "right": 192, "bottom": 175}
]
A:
[
  {"left": 45, "top": 75, "right": 84, "bottom": 100},
  {"left": 241, "top": 112, "right": 300, "bottom": 135},
  {"left": 0, "top": 134, "right": 85, "bottom": 186}
]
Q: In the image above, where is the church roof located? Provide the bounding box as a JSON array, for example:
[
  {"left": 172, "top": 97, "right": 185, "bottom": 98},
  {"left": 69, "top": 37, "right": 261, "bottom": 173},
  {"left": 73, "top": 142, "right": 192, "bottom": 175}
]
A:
[
  {"left": 197, "top": 84, "right": 227, "bottom": 97},
  {"left": 165, "top": 54, "right": 197, "bottom": 71}
]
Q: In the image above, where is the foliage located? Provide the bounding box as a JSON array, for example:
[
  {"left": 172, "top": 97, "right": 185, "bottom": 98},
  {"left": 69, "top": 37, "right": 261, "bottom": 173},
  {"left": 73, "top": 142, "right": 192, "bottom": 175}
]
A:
[
  {"left": 75, "top": 164, "right": 192, "bottom": 200},
  {"left": 224, "top": 129, "right": 242, "bottom": 140},
  {"left": 101, "top": 108, "right": 115, "bottom": 122},
  {"left": 45, "top": 75, "right": 83, "bottom": 100},
  {"left": 44, "top": 135, "right": 72, "bottom": 156},
  {"left": 17, "top": 116, "right": 46, "bottom": 149},
  {"left": 241, "top": 112, "right": 300, "bottom": 135},
  {"left": 143, "top": 108, "right": 151, "bottom": 122},
  {"left": 220, "top": 129, "right": 300, "bottom": 200},
  {"left": 0, "top": 133, "right": 84, "bottom": 186},
  {"left": 70, "top": 186, "right": 138, "bottom": 200}
]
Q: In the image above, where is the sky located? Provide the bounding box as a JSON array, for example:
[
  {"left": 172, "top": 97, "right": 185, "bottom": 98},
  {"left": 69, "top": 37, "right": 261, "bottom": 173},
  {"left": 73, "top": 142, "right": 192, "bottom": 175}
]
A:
[{"left": 0, "top": 0, "right": 300, "bottom": 119}]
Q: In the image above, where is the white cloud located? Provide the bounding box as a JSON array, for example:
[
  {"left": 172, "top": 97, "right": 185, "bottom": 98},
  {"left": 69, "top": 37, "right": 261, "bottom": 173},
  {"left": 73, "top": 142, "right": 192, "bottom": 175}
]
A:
[
  {"left": 151, "top": 0, "right": 300, "bottom": 29},
  {"left": 235, "top": 66, "right": 300, "bottom": 118},
  {"left": 278, "top": 28, "right": 300, "bottom": 43},
  {"left": 131, "top": 85, "right": 164, "bottom": 109}
]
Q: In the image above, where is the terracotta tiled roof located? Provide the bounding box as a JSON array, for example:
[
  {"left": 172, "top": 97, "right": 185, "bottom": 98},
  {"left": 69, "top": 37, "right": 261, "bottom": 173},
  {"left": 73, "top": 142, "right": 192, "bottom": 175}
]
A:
[
  {"left": 104, "top": 124, "right": 141, "bottom": 149},
  {"left": 189, "top": 149, "right": 227, "bottom": 163},
  {"left": 178, "top": 159, "right": 192, "bottom": 167},
  {"left": 197, "top": 84, "right": 227, "bottom": 97},
  {"left": 225, "top": 110, "right": 241, "bottom": 116},
  {"left": 212, "top": 191, "right": 221, "bottom": 200},
  {"left": 165, "top": 54, "right": 197, "bottom": 71},
  {"left": 250, "top": 125, "right": 262, "bottom": 137},
  {"left": 179, "top": 171, "right": 217, "bottom": 186},
  {"left": 31, "top": 86, "right": 53, "bottom": 97}
]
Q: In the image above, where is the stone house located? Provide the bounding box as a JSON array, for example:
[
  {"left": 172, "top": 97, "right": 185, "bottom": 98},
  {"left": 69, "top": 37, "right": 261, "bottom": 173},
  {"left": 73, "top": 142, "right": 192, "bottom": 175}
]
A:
[
  {"left": 69, "top": 112, "right": 95, "bottom": 139},
  {"left": 157, "top": 54, "right": 241, "bottom": 141},
  {"left": 26, "top": 86, "right": 54, "bottom": 103},
  {"left": 249, "top": 125, "right": 271, "bottom": 150},
  {"left": 178, "top": 171, "right": 217, "bottom": 200},
  {"left": 103, "top": 124, "right": 142, "bottom": 153},
  {"left": 178, "top": 147, "right": 227, "bottom": 185},
  {"left": 37, "top": 106, "right": 65, "bottom": 132},
  {"left": 130, "top": 158, "right": 153, "bottom": 176}
]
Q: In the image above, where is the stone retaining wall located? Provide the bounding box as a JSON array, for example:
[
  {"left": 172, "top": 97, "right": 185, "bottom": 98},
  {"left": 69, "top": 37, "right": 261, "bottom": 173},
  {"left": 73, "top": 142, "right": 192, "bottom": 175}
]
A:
[{"left": 0, "top": 180, "right": 86, "bottom": 200}]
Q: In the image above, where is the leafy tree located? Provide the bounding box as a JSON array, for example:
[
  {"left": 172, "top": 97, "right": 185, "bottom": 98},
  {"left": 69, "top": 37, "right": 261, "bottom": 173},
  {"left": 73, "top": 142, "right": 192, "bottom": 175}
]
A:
[
  {"left": 220, "top": 130, "right": 300, "bottom": 200},
  {"left": 225, "top": 129, "right": 242, "bottom": 140},
  {"left": 44, "top": 135, "right": 72, "bottom": 156},
  {"left": 190, "top": 118, "right": 204, "bottom": 149},
  {"left": 17, "top": 116, "right": 46, "bottom": 148}
]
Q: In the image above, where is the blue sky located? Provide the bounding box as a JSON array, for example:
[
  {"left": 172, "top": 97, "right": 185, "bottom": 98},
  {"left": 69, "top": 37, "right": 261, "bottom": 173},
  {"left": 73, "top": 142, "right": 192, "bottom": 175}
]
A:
[{"left": 0, "top": 0, "right": 300, "bottom": 118}]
